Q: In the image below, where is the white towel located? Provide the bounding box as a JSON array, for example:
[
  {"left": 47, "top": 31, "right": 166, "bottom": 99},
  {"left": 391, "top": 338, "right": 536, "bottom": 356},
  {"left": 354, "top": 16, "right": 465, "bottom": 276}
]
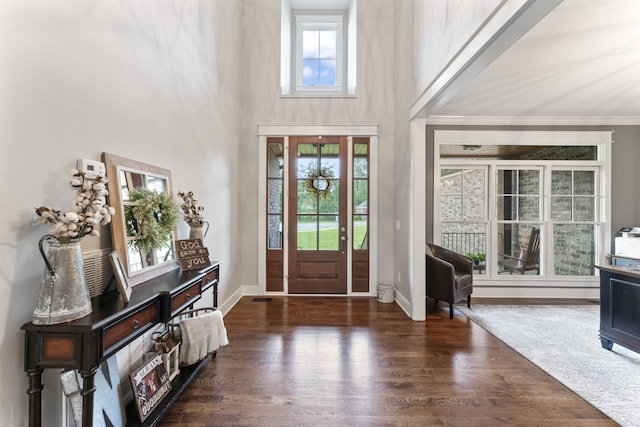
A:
[{"left": 178, "top": 310, "right": 228, "bottom": 366}]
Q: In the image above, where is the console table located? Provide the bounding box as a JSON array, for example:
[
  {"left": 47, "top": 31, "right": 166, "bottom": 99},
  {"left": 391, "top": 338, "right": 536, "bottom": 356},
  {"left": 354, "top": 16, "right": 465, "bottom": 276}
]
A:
[
  {"left": 595, "top": 263, "right": 640, "bottom": 354},
  {"left": 22, "top": 261, "right": 220, "bottom": 427}
]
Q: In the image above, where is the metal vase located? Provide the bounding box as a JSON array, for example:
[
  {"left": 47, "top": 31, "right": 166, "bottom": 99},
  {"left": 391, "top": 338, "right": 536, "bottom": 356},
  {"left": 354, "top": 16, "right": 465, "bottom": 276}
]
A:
[
  {"left": 33, "top": 235, "right": 93, "bottom": 325},
  {"left": 189, "top": 221, "right": 209, "bottom": 241}
]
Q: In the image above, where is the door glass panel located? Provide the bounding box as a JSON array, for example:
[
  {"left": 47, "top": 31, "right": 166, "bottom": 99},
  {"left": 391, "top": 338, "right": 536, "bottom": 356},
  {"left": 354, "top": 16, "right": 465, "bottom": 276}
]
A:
[
  {"left": 268, "top": 182, "right": 283, "bottom": 214},
  {"left": 354, "top": 219, "right": 367, "bottom": 249},
  {"left": 297, "top": 144, "right": 318, "bottom": 178},
  {"left": 268, "top": 214, "right": 283, "bottom": 249},
  {"left": 320, "top": 143, "right": 339, "bottom": 178},
  {"left": 319, "top": 215, "right": 339, "bottom": 250},
  {"left": 267, "top": 143, "right": 284, "bottom": 178},
  {"left": 354, "top": 181, "right": 367, "bottom": 212},
  {"left": 319, "top": 182, "right": 339, "bottom": 214},
  {"left": 297, "top": 181, "right": 317, "bottom": 213},
  {"left": 297, "top": 215, "right": 318, "bottom": 250},
  {"left": 353, "top": 148, "right": 368, "bottom": 179},
  {"left": 353, "top": 142, "right": 369, "bottom": 254}
]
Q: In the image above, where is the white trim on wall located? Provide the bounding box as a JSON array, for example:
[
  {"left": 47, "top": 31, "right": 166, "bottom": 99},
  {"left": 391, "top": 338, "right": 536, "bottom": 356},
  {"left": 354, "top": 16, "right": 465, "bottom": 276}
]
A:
[{"left": 427, "top": 115, "right": 640, "bottom": 126}]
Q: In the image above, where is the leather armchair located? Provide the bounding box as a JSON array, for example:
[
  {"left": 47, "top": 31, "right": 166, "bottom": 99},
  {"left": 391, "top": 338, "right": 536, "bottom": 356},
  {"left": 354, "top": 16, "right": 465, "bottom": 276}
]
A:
[{"left": 426, "top": 243, "right": 473, "bottom": 319}]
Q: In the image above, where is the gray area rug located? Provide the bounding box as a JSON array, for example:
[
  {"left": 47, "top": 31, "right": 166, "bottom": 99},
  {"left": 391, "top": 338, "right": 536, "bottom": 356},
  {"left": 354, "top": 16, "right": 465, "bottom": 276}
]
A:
[{"left": 458, "top": 304, "right": 640, "bottom": 427}]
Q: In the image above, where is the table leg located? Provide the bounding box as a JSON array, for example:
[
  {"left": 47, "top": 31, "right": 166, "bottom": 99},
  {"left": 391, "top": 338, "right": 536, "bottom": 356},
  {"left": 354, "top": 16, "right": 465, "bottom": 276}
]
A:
[
  {"left": 80, "top": 368, "right": 98, "bottom": 427},
  {"left": 26, "top": 368, "right": 43, "bottom": 427}
]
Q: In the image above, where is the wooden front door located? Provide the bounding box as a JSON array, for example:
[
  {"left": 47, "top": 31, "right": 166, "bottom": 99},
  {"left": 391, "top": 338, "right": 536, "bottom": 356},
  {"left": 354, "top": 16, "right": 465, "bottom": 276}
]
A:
[{"left": 288, "top": 136, "right": 348, "bottom": 293}]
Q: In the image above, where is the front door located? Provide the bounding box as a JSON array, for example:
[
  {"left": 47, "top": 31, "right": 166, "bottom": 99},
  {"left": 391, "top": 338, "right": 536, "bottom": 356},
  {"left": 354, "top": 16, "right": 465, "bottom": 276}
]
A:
[{"left": 288, "top": 136, "right": 348, "bottom": 293}]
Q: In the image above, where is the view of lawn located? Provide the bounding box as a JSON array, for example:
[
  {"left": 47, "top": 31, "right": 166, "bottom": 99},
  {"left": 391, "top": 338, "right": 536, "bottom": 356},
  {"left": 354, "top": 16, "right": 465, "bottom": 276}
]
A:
[{"left": 297, "top": 223, "right": 367, "bottom": 250}]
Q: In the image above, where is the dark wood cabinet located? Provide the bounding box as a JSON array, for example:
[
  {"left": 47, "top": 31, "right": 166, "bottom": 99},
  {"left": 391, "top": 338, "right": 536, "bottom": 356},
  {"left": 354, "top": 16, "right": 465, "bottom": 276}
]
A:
[
  {"left": 595, "top": 264, "right": 640, "bottom": 354},
  {"left": 22, "top": 261, "right": 220, "bottom": 427}
]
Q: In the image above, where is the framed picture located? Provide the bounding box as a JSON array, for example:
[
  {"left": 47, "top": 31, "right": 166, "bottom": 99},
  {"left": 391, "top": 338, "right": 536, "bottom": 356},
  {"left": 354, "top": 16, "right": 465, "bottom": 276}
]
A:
[
  {"left": 109, "top": 250, "right": 132, "bottom": 302},
  {"left": 129, "top": 353, "right": 172, "bottom": 423}
]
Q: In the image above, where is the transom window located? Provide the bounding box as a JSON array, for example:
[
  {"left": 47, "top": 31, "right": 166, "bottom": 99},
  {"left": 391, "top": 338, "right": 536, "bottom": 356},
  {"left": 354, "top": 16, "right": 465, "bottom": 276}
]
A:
[
  {"left": 297, "top": 17, "right": 342, "bottom": 89},
  {"left": 281, "top": 0, "right": 356, "bottom": 96}
]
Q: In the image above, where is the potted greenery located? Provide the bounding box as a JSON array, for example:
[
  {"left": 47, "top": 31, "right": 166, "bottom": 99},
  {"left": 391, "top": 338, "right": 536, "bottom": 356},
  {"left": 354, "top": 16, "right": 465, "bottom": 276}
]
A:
[{"left": 465, "top": 251, "right": 486, "bottom": 265}]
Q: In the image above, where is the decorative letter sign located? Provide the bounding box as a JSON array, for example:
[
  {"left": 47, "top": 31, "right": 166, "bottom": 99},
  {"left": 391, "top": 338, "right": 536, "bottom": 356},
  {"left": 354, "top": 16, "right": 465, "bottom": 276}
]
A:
[{"left": 176, "top": 239, "right": 211, "bottom": 271}]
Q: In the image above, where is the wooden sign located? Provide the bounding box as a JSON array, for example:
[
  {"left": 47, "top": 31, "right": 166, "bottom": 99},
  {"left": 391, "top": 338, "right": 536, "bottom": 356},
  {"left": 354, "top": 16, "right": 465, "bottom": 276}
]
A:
[
  {"left": 176, "top": 238, "right": 211, "bottom": 270},
  {"left": 129, "top": 353, "right": 172, "bottom": 423}
]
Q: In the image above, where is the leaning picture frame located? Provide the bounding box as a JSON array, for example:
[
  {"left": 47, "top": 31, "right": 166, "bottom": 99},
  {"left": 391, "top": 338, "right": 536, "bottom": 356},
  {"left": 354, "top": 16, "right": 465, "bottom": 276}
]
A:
[
  {"left": 129, "top": 353, "right": 172, "bottom": 423},
  {"left": 110, "top": 250, "right": 132, "bottom": 302}
]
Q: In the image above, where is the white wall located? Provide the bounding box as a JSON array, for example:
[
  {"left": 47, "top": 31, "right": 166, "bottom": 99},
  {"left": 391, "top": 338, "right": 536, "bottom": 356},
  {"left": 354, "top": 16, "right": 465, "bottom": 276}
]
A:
[
  {"left": 239, "top": 0, "right": 397, "bottom": 295},
  {"left": 0, "top": 1, "right": 242, "bottom": 424},
  {"left": 392, "top": 0, "right": 504, "bottom": 317}
]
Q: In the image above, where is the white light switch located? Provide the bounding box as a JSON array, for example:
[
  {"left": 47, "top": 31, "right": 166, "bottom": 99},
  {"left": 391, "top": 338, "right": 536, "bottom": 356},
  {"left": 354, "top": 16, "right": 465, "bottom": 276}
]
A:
[{"left": 395, "top": 220, "right": 401, "bottom": 230}]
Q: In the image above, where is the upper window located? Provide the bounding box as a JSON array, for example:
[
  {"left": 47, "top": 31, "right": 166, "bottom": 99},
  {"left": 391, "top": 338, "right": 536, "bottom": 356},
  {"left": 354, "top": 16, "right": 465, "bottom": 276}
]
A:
[{"left": 281, "top": 0, "right": 356, "bottom": 96}]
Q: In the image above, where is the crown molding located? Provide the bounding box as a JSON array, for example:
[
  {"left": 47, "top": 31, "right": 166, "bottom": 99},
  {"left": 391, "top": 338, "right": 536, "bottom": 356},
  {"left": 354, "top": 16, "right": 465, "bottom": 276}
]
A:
[{"left": 426, "top": 116, "right": 640, "bottom": 126}]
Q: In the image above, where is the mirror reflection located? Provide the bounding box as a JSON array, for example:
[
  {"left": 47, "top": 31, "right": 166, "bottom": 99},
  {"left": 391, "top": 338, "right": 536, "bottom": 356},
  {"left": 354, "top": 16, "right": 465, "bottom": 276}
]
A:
[{"left": 103, "top": 153, "right": 178, "bottom": 286}]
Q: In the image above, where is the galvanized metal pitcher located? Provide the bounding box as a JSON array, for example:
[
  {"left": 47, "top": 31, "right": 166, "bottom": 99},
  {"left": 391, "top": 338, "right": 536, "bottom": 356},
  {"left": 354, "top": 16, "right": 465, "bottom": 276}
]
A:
[
  {"left": 33, "top": 235, "right": 93, "bottom": 325},
  {"left": 189, "top": 221, "right": 209, "bottom": 240}
]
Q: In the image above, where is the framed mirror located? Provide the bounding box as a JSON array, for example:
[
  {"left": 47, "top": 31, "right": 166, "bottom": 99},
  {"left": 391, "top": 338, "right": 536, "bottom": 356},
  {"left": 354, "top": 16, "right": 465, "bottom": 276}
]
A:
[{"left": 103, "top": 153, "right": 179, "bottom": 286}]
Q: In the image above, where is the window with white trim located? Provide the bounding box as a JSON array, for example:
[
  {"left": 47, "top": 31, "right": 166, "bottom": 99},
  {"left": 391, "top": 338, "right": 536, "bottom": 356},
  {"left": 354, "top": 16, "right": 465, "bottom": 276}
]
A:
[
  {"left": 433, "top": 130, "right": 612, "bottom": 285},
  {"left": 281, "top": 0, "right": 356, "bottom": 96}
]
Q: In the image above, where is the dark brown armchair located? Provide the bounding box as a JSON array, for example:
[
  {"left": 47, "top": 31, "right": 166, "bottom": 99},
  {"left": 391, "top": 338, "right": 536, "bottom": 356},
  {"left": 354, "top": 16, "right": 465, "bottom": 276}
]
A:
[{"left": 426, "top": 243, "right": 473, "bottom": 319}]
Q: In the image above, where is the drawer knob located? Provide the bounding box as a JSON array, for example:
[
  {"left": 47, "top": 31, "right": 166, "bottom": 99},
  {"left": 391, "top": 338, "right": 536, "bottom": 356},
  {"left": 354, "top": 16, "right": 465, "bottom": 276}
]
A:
[
  {"left": 131, "top": 319, "right": 140, "bottom": 329},
  {"left": 185, "top": 293, "right": 191, "bottom": 300}
]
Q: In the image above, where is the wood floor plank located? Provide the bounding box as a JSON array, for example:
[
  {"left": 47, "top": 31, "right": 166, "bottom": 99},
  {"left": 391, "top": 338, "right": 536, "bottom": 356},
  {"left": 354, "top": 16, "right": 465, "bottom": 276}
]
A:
[{"left": 159, "top": 297, "right": 617, "bottom": 427}]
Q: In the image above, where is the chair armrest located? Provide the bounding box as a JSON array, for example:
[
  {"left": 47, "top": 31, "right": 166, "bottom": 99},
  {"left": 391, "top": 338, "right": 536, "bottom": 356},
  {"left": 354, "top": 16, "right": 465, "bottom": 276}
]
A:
[{"left": 432, "top": 246, "right": 473, "bottom": 274}]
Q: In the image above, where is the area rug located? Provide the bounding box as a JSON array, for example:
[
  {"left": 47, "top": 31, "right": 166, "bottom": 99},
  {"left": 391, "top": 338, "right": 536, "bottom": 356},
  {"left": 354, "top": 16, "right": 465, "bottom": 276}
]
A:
[{"left": 458, "top": 304, "right": 640, "bottom": 427}]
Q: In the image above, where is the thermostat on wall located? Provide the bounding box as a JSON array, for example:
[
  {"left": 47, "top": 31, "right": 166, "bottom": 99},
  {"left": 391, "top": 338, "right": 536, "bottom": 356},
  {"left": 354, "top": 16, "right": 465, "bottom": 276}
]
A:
[{"left": 77, "top": 159, "right": 106, "bottom": 179}]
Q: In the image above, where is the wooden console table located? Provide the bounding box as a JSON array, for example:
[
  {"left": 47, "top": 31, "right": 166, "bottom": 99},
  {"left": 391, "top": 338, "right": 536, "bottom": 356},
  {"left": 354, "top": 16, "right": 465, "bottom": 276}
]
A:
[
  {"left": 22, "top": 261, "right": 220, "bottom": 427},
  {"left": 595, "top": 263, "right": 640, "bottom": 354}
]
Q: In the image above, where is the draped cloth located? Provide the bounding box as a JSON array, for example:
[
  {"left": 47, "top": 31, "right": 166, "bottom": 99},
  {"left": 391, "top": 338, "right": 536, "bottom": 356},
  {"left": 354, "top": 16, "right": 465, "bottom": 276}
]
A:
[{"left": 177, "top": 310, "right": 228, "bottom": 366}]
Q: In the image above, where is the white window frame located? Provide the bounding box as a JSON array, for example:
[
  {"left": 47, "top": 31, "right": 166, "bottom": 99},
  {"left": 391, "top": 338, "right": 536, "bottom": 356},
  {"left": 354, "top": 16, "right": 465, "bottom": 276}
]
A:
[
  {"left": 433, "top": 130, "right": 613, "bottom": 296},
  {"left": 294, "top": 15, "right": 344, "bottom": 93},
  {"left": 281, "top": 0, "right": 357, "bottom": 96}
]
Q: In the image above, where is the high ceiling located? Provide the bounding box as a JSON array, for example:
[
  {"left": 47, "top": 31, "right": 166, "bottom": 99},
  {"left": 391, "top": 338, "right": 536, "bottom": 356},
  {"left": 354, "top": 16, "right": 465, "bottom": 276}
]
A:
[{"left": 434, "top": 0, "right": 640, "bottom": 119}]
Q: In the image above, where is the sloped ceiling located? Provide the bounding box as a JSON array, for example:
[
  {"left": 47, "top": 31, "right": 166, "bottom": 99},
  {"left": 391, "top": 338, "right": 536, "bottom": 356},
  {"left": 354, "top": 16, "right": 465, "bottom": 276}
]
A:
[{"left": 434, "top": 0, "right": 640, "bottom": 119}]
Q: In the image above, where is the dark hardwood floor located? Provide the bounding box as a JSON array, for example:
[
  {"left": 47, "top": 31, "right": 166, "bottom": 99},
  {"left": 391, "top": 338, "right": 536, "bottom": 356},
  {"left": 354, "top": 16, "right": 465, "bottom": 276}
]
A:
[{"left": 160, "top": 297, "right": 617, "bottom": 426}]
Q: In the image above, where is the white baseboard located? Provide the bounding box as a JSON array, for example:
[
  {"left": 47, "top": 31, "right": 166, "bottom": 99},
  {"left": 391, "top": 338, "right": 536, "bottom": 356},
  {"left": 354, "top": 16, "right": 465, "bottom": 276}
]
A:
[{"left": 471, "top": 286, "right": 600, "bottom": 299}]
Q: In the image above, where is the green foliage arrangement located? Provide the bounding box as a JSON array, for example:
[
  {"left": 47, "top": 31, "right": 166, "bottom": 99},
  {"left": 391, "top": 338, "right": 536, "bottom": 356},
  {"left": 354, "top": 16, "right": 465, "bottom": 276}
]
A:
[
  {"left": 465, "top": 251, "right": 486, "bottom": 264},
  {"left": 303, "top": 166, "right": 335, "bottom": 199},
  {"left": 125, "top": 189, "right": 178, "bottom": 253}
]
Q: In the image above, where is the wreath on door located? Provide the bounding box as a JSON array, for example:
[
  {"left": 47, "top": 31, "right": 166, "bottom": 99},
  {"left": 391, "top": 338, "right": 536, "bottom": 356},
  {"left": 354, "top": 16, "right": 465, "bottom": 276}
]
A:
[{"left": 304, "top": 167, "right": 334, "bottom": 199}]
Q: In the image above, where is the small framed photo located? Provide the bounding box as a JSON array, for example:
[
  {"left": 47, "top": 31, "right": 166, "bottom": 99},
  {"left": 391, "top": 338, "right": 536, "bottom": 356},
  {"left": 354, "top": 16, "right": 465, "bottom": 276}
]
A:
[{"left": 110, "top": 250, "right": 132, "bottom": 302}]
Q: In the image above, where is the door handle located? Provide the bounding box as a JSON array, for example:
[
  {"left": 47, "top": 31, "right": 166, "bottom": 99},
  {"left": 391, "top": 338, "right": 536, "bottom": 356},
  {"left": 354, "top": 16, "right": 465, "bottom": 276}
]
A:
[{"left": 341, "top": 236, "right": 347, "bottom": 241}]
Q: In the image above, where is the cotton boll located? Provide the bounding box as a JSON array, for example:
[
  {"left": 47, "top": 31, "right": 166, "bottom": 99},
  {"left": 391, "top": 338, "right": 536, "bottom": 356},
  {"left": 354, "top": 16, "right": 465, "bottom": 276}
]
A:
[{"left": 63, "top": 212, "right": 79, "bottom": 223}]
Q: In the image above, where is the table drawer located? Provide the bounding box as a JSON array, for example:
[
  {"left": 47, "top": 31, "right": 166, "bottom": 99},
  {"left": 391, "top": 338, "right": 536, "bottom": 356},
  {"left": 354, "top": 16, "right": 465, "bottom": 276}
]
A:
[
  {"left": 170, "top": 282, "right": 201, "bottom": 315},
  {"left": 103, "top": 302, "right": 159, "bottom": 353},
  {"left": 201, "top": 268, "right": 219, "bottom": 291}
]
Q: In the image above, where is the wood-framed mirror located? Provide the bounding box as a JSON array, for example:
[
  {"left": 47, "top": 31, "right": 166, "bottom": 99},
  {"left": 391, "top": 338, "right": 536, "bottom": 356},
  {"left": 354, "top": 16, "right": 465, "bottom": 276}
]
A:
[{"left": 103, "top": 153, "right": 179, "bottom": 286}]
